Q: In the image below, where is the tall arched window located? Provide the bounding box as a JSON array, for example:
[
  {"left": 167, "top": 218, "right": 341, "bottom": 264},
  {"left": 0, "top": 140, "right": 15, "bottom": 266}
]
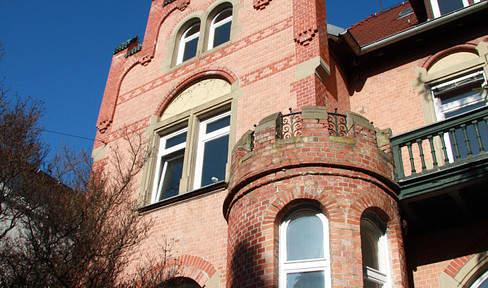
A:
[
  {"left": 177, "top": 22, "right": 201, "bottom": 64},
  {"left": 279, "top": 208, "right": 331, "bottom": 288},
  {"left": 207, "top": 8, "right": 232, "bottom": 50},
  {"left": 361, "top": 213, "right": 390, "bottom": 288}
]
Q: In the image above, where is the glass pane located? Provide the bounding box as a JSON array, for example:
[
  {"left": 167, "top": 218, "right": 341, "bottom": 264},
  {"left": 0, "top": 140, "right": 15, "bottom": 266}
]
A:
[
  {"left": 287, "top": 271, "right": 325, "bottom": 288},
  {"left": 213, "top": 21, "right": 231, "bottom": 48},
  {"left": 287, "top": 214, "right": 324, "bottom": 261},
  {"left": 183, "top": 37, "right": 198, "bottom": 61},
  {"left": 206, "top": 115, "right": 230, "bottom": 133},
  {"left": 159, "top": 153, "right": 184, "bottom": 200},
  {"left": 437, "top": 0, "right": 464, "bottom": 15},
  {"left": 364, "top": 279, "right": 382, "bottom": 288},
  {"left": 478, "top": 279, "right": 488, "bottom": 288},
  {"left": 165, "top": 132, "right": 187, "bottom": 149},
  {"left": 361, "top": 227, "right": 379, "bottom": 270},
  {"left": 185, "top": 24, "right": 200, "bottom": 37},
  {"left": 215, "top": 9, "right": 232, "bottom": 23},
  {"left": 200, "top": 135, "right": 229, "bottom": 187}
]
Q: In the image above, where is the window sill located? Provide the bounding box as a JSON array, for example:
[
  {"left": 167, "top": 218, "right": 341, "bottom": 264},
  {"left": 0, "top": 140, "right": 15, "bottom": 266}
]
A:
[{"left": 138, "top": 181, "right": 227, "bottom": 213}]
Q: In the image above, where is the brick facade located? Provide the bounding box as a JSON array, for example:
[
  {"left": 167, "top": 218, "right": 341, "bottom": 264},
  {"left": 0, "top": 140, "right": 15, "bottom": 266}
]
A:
[
  {"left": 93, "top": 0, "right": 488, "bottom": 287},
  {"left": 224, "top": 107, "right": 408, "bottom": 287}
]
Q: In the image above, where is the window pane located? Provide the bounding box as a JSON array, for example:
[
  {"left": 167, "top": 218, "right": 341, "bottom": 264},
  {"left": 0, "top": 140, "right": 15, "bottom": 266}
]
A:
[
  {"left": 437, "top": 0, "right": 464, "bottom": 15},
  {"left": 165, "top": 132, "right": 187, "bottom": 149},
  {"left": 213, "top": 21, "right": 231, "bottom": 48},
  {"left": 478, "top": 280, "right": 488, "bottom": 288},
  {"left": 434, "top": 75, "right": 488, "bottom": 160},
  {"left": 361, "top": 226, "right": 379, "bottom": 270},
  {"left": 158, "top": 153, "right": 184, "bottom": 200},
  {"left": 215, "top": 9, "right": 232, "bottom": 22},
  {"left": 287, "top": 271, "right": 325, "bottom": 288},
  {"left": 183, "top": 37, "right": 198, "bottom": 61},
  {"left": 287, "top": 214, "right": 324, "bottom": 261},
  {"left": 206, "top": 115, "right": 230, "bottom": 133},
  {"left": 200, "top": 135, "right": 229, "bottom": 186},
  {"left": 186, "top": 24, "right": 200, "bottom": 37},
  {"left": 364, "top": 279, "right": 382, "bottom": 288}
]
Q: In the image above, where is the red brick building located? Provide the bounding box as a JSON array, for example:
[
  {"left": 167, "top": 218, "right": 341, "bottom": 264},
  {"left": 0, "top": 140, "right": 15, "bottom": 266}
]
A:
[{"left": 93, "top": 0, "right": 488, "bottom": 287}]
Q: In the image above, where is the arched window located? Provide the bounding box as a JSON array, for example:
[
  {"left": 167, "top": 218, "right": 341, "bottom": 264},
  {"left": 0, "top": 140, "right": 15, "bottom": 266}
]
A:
[
  {"left": 207, "top": 8, "right": 232, "bottom": 50},
  {"left": 177, "top": 22, "right": 201, "bottom": 64},
  {"left": 279, "top": 208, "right": 331, "bottom": 288},
  {"left": 147, "top": 79, "right": 234, "bottom": 204},
  {"left": 361, "top": 213, "right": 390, "bottom": 288}
]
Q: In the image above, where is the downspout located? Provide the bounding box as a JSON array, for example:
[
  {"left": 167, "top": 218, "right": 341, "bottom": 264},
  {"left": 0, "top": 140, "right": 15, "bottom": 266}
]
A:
[{"left": 340, "top": 1, "right": 488, "bottom": 56}]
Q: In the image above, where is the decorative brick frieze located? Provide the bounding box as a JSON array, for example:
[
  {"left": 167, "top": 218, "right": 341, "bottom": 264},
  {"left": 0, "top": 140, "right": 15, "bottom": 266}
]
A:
[
  {"left": 96, "top": 119, "right": 112, "bottom": 134},
  {"left": 253, "top": 0, "right": 271, "bottom": 10},
  {"left": 140, "top": 54, "right": 153, "bottom": 66},
  {"left": 294, "top": 28, "right": 319, "bottom": 46}
]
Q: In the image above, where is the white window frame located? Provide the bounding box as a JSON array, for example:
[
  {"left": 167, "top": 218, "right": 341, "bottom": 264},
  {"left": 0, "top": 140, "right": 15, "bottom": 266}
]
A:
[
  {"left": 361, "top": 217, "right": 391, "bottom": 288},
  {"left": 150, "top": 109, "right": 231, "bottom": 203},
  {"left": 430, "top": 0, "right": 481, "bottom": 18},
  {"left": 279, "top": 209, "right": 331, "bottom": 288},
  {"left": 151, "top": 128, "right": 187, "bottom": 203},
  {"left": 431, "top": 71, "right": 487, "bottom": 162},
  {"left": 207, "top": 8, "right": 232, "bottom": 50},
  {"left": 471, "top": 270, "right": 488, "bottom": 288},
  {"left": 193, "top": 111, "right": 231, "bottom": 189},
  {"left": 177, "top": 22, "right": 201, "bottom": 65}
]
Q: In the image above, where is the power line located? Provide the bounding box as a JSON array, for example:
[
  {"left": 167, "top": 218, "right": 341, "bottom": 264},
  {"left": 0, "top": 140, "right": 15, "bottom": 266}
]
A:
[{"left": 43, "top": 129, "right": 95, "bottom": 141}]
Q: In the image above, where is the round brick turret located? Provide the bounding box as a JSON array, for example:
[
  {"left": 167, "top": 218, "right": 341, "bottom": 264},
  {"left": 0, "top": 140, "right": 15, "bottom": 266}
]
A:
[{"left": 224, "top": 106, "right": 408, "bottom": 288}]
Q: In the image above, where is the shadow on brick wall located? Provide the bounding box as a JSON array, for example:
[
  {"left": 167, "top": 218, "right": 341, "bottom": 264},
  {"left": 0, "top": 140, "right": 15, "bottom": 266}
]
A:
[{"left": 229, "top": 240, "right": 267, "bottom": 288}]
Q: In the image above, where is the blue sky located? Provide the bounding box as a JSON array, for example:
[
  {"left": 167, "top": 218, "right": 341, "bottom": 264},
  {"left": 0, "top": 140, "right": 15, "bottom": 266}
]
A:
[{"left": 0, "top": 0, "right": 403, "bottom": 158}]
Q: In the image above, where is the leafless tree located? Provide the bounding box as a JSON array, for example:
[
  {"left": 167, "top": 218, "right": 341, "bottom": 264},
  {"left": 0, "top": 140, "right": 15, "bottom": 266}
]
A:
[{"left": 0, "top": 85, "right": 179, "bottom": 287}]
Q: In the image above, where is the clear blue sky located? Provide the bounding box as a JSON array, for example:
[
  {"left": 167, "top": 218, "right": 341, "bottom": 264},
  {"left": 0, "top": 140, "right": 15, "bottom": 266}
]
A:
[{"left": 0, "top": 0, "right": 403, "bottom": 158}]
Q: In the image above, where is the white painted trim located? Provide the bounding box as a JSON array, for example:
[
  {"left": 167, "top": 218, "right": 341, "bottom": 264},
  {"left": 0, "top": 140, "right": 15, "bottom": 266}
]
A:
[
  {"left": 361, "top": 218, "right": 391, "bottom": 288},
  {"left": 279, "top": 210, "right": 331, "bottom": 288},
  {"left": 207, "top": 8, "right": 232, "bottom": 50},
  {"left": 193, "top": 111, "right": 231, "bottom": 189},
  {"left": 431, "top": 71, "right": 487, "bottom": 162},
  {"left": 177, "top": 23, "right": 201, "bottom": 64},
  {"left": 152, "top": 128, "right": 187, "bottom": 203}
]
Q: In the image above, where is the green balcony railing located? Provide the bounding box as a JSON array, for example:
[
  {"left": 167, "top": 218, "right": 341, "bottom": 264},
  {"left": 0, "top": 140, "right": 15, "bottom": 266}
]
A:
[{"left": 391, "top": 106, "right": 488, "bottom": 182}]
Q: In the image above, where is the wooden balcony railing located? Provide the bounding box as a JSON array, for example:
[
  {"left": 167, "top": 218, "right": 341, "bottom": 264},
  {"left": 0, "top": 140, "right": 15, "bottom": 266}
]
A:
[{"left": 391, "top": 106, "right": 488, "bottom": 182}]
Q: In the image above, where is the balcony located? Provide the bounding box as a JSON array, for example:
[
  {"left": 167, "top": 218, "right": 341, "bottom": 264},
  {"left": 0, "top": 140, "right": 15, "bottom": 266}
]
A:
[
  {"left": 391, "top": 106, "right": 488, "bottom": 265},
  {"left": 391, "top": 105, "right": 488, "bottom": 199}
]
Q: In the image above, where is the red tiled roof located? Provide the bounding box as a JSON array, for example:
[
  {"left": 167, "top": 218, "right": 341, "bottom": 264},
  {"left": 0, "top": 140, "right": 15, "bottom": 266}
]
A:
[{"left": 349, "top": 2, "right": 419, "bottom": 46}]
